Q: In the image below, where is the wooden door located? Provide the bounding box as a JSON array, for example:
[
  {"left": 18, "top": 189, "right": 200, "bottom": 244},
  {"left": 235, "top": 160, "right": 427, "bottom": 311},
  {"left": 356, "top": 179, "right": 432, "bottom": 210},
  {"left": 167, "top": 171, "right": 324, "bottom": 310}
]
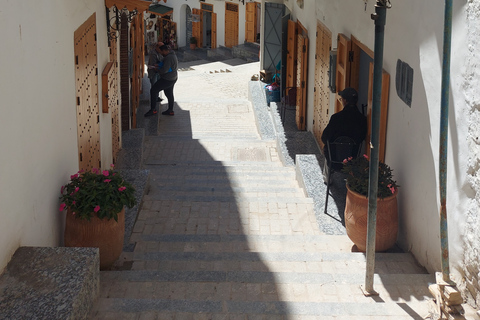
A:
[
  {"left": 245, "top": 2, "right": 257, "bottom": 43},
  {"left": 108, "top": 34, "right": 121, "bottom": 165},
  {"left": 286, "top": 20, "right": 296, "bottom": 91},
  {"left": 367, "top": 62, "right": 390, "bottom": 162},
  {"left": 225, "top": 2, "right": 239, "bottom": 48},
  {"left": 211, "top": 12, "right": 217, "bottom": 49},
  {"left": 192, "top": 8, "right": 202, "bottom": 48},
  {"left": 313, "top": 21, "right": 332, "bottom": 149},
  {"left": 74, "top": 13, "right": 101, "bottom": 171},
  {"left": 295, "top": 22, "right": 308, "bottom": 131},
  {"left": 335, "top": 34, "right": 351, "bottom": 113}
]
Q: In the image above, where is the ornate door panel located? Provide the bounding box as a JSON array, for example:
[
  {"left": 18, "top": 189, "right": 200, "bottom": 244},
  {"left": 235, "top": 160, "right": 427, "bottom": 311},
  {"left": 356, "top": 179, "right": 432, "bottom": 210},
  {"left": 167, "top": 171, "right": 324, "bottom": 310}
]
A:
[
  {"left": 245, "top": 2, "right": 257, "bottom": 43},
  {"left": 108, "top": 30, "right": 120, "bottom": 165},
  {"left": 286, "top": 19, "right": 296, "bottom": 90},
  {"left": 225, "top": 3, "right": 239, "bottom": 48},
  {"left": 211, "top": 12, "right": 217, "bottom": 49},
  {"left": 335, "top": 33, "right": 351, "bottom": 113},
  {"left": 192, "top": 8, "right": 202, "bottom": 47},
  {"left": 313, "top": 21, "right": 332, "bottom": 149},
  {"left": 74, "top": 13, "right": 101, "bottom": 171},
  {"left": 295, "top": 22, "right": 308, "bottom": 131}
]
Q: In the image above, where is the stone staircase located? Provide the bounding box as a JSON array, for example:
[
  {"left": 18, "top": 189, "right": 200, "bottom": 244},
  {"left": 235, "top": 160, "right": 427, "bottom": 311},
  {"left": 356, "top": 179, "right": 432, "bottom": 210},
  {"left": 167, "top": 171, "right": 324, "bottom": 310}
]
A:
[{"left": 89, "top": 145, "right": 434, "bottom": 319}]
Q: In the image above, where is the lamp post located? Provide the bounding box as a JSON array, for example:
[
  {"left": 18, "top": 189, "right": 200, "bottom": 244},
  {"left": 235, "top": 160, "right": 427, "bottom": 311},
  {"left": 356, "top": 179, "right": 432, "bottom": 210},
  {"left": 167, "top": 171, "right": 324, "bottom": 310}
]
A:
[{"left": 364, "top": 0, "right": 391, "bottom": 295}]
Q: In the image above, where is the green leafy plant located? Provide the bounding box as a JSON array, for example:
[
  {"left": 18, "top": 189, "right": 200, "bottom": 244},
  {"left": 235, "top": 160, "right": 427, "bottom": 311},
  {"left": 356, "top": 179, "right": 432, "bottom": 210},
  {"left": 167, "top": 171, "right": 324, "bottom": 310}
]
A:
[
  {"left": 59, "top": 166, "right": 136, "bottom": 221},
  {"left": 341, "top": 154, "right": 399, "bottom": 199}
]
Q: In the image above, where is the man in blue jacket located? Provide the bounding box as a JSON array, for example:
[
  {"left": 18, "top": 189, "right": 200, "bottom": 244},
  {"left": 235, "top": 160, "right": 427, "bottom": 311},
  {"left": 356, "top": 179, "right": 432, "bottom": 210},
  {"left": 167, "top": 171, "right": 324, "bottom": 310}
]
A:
[{"left": 145, "top": 45, "right": 178, "bottom": 117}]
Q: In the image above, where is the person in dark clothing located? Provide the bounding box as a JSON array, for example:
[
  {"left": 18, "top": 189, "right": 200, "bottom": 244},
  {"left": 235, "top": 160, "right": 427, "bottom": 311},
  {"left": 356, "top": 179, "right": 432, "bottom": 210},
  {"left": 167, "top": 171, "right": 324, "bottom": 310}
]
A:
[
  {"left": 321, "top": 87, "right": 367, "bottom": 181},
  {"left": 147, "top": 41, "right": 164, "bottom": 103},
  {"left": 321, "top": 87, "right": 367, "bottom": 146},
  {"left": 145, "top": 45, "right": 178, "bottom": 117}
]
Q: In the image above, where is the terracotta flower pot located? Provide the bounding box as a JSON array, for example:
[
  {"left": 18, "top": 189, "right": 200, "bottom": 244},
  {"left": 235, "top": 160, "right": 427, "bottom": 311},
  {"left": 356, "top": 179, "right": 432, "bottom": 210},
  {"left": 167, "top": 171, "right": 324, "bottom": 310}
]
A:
[
  {"left": 344, "top": 186, "right": 398, "bottom": 252},
  {"left": 64, "top": 208, "right": 125, "bottom": 270}
]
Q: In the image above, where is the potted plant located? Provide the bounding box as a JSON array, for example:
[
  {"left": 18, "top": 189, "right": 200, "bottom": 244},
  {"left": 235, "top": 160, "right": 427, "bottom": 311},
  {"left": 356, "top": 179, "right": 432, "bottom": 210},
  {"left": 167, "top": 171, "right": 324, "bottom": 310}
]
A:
[
  {"left": 59, "top": 166, "right": 136, "bottom": 269},
  {"left": 189, "top": 36, "right": 197, "bottom": 50},
  {"left": 341, "top": 154, "right": 399, "bottom": 252}
]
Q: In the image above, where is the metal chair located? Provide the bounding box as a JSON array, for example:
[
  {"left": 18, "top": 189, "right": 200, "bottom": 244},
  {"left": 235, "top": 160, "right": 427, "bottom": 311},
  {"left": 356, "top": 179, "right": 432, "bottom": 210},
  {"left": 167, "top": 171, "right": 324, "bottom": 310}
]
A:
[{"left": 324, "top": 136, "right": 360, "bottom": 214}]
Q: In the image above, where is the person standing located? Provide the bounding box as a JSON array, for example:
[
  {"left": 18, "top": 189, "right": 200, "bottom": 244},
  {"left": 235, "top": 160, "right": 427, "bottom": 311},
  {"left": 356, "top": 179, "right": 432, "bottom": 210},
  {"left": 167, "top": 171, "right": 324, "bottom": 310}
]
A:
[
  {"left": 147, "top": 42, "right": 164, "bottom": 102},
  {"left": 145, "top": 45, "right": 178, "bottom": 117}
]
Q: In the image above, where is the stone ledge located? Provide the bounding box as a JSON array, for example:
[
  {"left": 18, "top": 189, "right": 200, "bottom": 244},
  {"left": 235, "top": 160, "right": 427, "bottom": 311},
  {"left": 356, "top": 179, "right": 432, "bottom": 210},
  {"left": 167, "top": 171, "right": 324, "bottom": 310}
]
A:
[{"left": 0, "top": 247, "right": 99, "bottom": 320}]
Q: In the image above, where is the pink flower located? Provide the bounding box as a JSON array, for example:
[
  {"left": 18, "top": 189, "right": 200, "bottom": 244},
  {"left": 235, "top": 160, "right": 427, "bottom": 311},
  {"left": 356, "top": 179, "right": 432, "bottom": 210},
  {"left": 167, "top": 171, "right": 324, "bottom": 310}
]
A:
[
  {"left": 72, "top": 201, "right": 76, "bottom": 205},
  {"left": 94, "top": 205, "right": 100, "bottom": 213},
  {"left": 74, "top": 187, "right": 79, "bottom": 193},
  {"left": 61, "top": 186, "right": 65, "bottom": 194},
  {"left": 104, "top": 179, "right": 111, "bottom": 183},
  {"left": 118, "top": 186, "right": 126, "bottom": 192},
  {"left": 348, "top": 157, "right": 353, "bottom": 161},
  {"left": 72, "top": 212, "right": 76, "bottom": 215},
  {"left": 343, "top": 159, "right": 348, "bottom": 164},
  {"left": 387, "top": 184, "right": 396, "bottom": 194},
  {"left": 102, "top": 170, "right": 109, "bottom": 177},
  {"left": 78, "top": 169, "right": 85, "bottom": 174},
  {"left": 110, "top": 164, "right": 115, "bottom": 168},
  {"left": 59, "top": 203, "right": 66, "bottom": 212},
  {"left": 70, "top": 173, "right": 79, "bottom": 180},
  {"left": 92, "top": 168, "right": 99, "bottom": 174},
  {"left": 363, "top": 154, "right": 369, "bottom": 159}
]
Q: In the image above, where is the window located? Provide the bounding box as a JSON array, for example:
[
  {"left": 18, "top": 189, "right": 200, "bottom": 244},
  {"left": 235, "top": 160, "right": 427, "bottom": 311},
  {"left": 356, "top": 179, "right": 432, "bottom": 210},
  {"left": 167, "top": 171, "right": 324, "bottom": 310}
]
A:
[{"left": 395, "top": 59, "right": 413, "bottom": 107}]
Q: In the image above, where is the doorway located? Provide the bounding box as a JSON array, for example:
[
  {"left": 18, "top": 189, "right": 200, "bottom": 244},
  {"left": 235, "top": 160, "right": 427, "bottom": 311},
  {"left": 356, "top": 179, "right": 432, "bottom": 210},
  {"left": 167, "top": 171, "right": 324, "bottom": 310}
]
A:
[
  {"left": 203, "top": 10, "right": 212, "bottom": 48},
  {"left": 246, "top": 2, "right": 261, "bottom": 43}
]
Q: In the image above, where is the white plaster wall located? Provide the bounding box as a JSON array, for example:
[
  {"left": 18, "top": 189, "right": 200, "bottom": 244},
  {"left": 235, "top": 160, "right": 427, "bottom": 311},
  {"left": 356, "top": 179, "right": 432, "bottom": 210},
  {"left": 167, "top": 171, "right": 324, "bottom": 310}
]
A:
[
  {"left": 0, "top": 1, "right": 111, "bottom": 272},
  {"left": 460, "top": 0, "right": 480, "bottom": 307},
  {"left": 288, "top": 0, "right": 472, "bottom": 277},
  {"left": 167, "top": 0, "right": 248, "bottom": 49}
]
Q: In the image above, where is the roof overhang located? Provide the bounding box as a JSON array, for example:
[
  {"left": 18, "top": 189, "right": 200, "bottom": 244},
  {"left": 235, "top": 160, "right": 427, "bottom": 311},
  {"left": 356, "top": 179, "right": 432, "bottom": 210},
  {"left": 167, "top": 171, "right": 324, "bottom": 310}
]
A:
[
  {"left": 148, "top": 4, "right": 173, "bottom": 17},
  {"left": 105, "top": 0, "right": 152, "bottom": 12}
]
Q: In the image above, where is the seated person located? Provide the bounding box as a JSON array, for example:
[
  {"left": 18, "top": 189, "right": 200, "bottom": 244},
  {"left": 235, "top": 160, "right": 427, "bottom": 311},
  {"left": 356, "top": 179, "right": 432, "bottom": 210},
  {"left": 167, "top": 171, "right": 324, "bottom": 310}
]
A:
[{"left": 321, "top": 87, "right": 367, "bottom": 179}]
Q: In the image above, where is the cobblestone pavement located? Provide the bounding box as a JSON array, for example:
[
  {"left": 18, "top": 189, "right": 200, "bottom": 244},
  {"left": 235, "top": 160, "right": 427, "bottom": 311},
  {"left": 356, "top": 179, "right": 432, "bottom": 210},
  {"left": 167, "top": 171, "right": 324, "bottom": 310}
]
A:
[{"left": 88, "top": 58, "right": 439, "bottom": 319}]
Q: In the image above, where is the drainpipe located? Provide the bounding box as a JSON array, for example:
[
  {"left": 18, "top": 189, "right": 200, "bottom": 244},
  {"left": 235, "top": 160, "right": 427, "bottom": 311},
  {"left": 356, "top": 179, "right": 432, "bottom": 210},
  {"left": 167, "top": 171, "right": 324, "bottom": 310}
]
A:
[
  {"left": 364, "top": 0, "right": 391, "bottom": 295},
  {"left": 439, "top": 0, "right": 453, "bottom": 284}
]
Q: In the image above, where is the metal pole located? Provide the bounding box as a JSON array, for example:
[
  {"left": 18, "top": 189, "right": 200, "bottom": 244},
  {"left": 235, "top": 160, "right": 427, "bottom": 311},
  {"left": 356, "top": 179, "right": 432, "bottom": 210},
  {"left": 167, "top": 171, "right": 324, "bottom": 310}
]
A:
[
  {"left": 439, "top": 0, "right": 453, "bottom": 284},
  {"left": 364, "top": 0, "right": 389, "bottom": 295}
]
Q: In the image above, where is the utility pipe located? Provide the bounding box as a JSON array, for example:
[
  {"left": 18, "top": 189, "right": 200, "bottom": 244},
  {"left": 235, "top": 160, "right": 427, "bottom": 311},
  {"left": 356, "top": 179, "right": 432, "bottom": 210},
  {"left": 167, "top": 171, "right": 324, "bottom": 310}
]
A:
[
  {"left": 365, "top": 0, "right": 389, "bottom": 295},
  {"left": 439, "top": 0, "right": 453, "bottom": 284}
]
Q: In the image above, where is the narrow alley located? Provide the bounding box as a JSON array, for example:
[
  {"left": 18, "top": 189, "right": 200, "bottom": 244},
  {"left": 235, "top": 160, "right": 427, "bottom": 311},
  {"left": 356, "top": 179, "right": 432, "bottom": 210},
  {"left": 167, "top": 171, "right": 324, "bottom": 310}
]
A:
[{"left": 89, "top": 58, "right": 434, "bottom": 319}]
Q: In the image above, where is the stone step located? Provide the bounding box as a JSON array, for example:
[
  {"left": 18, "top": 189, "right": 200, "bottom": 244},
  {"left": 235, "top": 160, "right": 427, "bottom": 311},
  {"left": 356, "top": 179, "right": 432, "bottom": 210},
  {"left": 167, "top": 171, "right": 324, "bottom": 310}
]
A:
[
  {"left": 147, "top": 176, "right": 300, "bottom": 189},
  {"left": 147, "top": 184, "right": 303, "bottom": 196},
  {"left": 90, "top": 299, "right": 425, "bottom": 319},
  {"left": 90, "top": 272, "right": 433, "bottom": 318},
  {"left": 0, "top": 247, "right": 99, "bottom": 320},
  {"left": 147, "top": 164, "right": 298, "bottom": 175},
  {"left": 128, "top": 252, "right": 427, "bottom": 275},
  {"left": 142, "top": 193, "right": 312, "bottom": 203}
]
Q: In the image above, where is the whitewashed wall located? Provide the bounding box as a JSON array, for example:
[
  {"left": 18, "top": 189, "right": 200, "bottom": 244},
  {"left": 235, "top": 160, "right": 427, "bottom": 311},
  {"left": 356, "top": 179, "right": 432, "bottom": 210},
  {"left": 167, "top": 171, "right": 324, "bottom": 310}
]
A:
[
  {"left": 165, "top": 0, "right": 248, "bottom": 49},
  {"left": 0, "top": 1, "right": 111, "bottom": 272},
  {"left": 288, "top": 0, "right": 476, "bottom": 293},
  {"left": 460, "top": 0, "right": 480, "bottom": 307}
]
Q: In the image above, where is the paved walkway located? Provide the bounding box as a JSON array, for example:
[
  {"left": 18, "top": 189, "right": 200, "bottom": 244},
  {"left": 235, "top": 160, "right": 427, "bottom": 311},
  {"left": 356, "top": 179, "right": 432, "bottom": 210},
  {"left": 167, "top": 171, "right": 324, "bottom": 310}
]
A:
[{"left": 89, "top": 59, "right": 436, "bottom": 319}]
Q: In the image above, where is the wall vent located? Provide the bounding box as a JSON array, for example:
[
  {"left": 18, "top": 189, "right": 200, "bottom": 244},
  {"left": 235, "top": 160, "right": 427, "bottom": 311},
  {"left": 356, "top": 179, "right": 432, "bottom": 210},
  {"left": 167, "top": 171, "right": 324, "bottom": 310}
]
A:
[{"left": 396, "top": 59, "right": 414, "bottom": 107}]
